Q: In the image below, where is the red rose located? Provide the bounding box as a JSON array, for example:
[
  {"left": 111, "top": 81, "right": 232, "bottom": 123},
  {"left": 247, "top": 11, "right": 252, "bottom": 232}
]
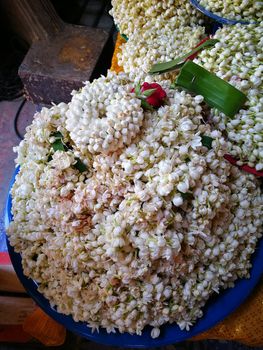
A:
[
  {"left": 141, "top": 82, "right": 166, "bottom": 107},
  {"left": 132, "top": 82, "right": 167, "bottom": 109}
]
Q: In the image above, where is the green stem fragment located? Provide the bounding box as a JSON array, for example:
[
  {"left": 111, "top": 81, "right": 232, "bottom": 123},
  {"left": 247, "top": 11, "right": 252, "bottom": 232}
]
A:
[{"left": 140, "top": 99, "right": 154, "bottom": 111}]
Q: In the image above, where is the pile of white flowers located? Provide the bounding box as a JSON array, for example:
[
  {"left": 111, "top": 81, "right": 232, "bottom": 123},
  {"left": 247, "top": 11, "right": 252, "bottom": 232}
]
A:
[
  {"left": 194, "top": 23, "right": 263, "bottom": 170},
  {"left": 110, "top": 0, "right": 204, "bottom": 38},
  {"left": 8, "top": 71, "right": 262, "bottom": 338},
  {"left": 112, "top": 0, "right": 205, "bottom": 80},
  {"left": 118, "top": 25, "right": 205, "bottom": 78},
  {"left": 199, "top": 0, "right": 262, "bottom": 21}
]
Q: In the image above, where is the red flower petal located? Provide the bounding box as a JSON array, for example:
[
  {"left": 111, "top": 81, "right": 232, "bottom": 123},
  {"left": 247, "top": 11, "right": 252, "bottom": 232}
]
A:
[
  {"left": 188, "top": 37, "right": 211, "bottom": 61},
  {"left": 141, "top": 82, "right": 151, "bottom": 91},
  {"left": 146, "top": 95, "right": 162, "bottom": 107},
  {"left": 224, "top": 154, "right": 263, "bottom": 177}
]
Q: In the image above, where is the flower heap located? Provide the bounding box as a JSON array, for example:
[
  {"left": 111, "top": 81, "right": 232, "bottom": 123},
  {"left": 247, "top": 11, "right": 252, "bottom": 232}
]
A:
[
  {"left": 118, "top": 25, "right": 205, "bottom": 78},
  {"left": 194, "top": 23, "right": 263, "bottom": 170},
  {"left": 199, "top": 0, "right": 262, "bottom": 21},
  {"left": 8, "top": 71, "right": 262, "bottom": 338},
  {"left": 110, "top": 0, "right": 205, "bottom": 80},
  {"left": 110, "top": 0, "right": 204, "bottom": 38}
]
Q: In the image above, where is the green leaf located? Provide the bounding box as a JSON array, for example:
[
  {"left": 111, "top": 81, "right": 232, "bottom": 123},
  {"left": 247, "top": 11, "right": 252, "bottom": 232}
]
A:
[
  {"left": 178, "top": 191, "right": 194, "bottom": 200},
  {"left": 52, "top": 139, "right": 65, "bottom": 151},
  {"left": 149, "top": 39, "right": 219, "bottom": 75},
  {"left": 201, "top": 135, "right": 214, "bottom": 149},
  {"left": 115, "top": 25, "right": 129, "bottom": 41},
  {"left": 175, "top": 61, "right": 247, "bottom": 118},
  {"left": 120, "top": 33, "right": 128, "bottom": 41},
  {"left": 73, "top": 157, "right": 87, "bottom": 173},
  {"left": 50, "top": 131, "right": 70, "bottom": 152},
  {"left": 142, "top": 88, "right": 156, "bottom": 97},
  {"left": 149, "top": 62, "right": 184, "bottom": 75},
  {"left": 47, "top": 154, "right": 53, "bottom": 162},
  {"left": 140, "top": 99, "right": 154, "bottom": 111},
  {"left": 135, "top": 83, "right": 141, "bottom": 96},
  {"left": 51, "top": 131, "right": 63, "bottom": 139}
]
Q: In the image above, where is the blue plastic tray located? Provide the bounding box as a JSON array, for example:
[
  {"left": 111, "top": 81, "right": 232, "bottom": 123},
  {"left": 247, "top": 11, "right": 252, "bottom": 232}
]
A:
[
  {"left": 190, "top": 0, "right": 252, "bottom": 25},
  {"left": 5, "top": 167, "right": 263, "bottom": 348}
]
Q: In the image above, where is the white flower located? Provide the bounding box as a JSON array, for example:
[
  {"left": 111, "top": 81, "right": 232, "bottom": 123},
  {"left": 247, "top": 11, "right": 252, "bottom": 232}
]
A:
[
  {"left": 172, "top": 194, "right": 183, "bottom": 206},
  {"left": 177, "top": 179, "right": 190, "bottom": 193},
  {"left": 50, "top": 151, "right": 74, "bottom": 170},
  {"left": 151, "top": 327, "right": 160, "bottom": 339},
  {"left": 190, "top": 136, "right": 202, "bottom": 150},
  {"left": 178, "top": 120, "right": 194, "bottom": 132}
]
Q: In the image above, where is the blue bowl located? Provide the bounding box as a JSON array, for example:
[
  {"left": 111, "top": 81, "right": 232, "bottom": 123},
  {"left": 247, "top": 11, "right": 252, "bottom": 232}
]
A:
[
  {"left": 190, "top": 0, "right": 254, "bottom": 25},
  {"left": 5, "top": 167, "right": 263, "bottom": 348}
]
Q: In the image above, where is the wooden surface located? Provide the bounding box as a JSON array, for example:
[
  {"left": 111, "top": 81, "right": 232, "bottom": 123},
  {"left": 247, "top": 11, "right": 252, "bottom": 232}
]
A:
[
  {"left": 0, "top": 264, "right": 25, "bottom": 293},
  {"left": 0, "top": 296, "right": 35, "bottom": 325},
  {"left": 19, "top": 24, "right": 110, "bottom": 104}
]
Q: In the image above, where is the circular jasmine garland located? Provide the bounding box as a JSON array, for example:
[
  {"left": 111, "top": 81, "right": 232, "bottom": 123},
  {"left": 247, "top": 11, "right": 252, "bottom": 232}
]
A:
[
  {"left": 199, "top": 0, "right": 262, "bottom": 21},
  {"left": 194, "top": 23, "right": 263, "bottom": 170},
  {"left": 66, "top": 73, "right": 144, "bottom": 155},
  {"left": 8, "top": 71, "right": 263, "bottom": 338},
  {"left": 118, "top": 25, "right": 205, "bottom": 79},
  {"left": 110, "top": 0, "right": 204, "bottom": 38}
]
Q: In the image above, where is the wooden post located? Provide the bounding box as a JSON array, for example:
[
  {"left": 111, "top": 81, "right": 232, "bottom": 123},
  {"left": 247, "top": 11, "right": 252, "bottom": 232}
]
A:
[
  {"left": 0, "top": 0, "right": 111, "bottom": 104},
  {"left": 0, "top": 0, "right": 65, "bottom": 44}
]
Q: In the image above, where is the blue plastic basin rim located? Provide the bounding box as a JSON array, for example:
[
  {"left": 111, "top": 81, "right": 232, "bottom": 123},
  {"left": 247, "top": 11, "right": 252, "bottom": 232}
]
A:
[{"left": 190, "top": 0, "right": 256, "bottom": 25}]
